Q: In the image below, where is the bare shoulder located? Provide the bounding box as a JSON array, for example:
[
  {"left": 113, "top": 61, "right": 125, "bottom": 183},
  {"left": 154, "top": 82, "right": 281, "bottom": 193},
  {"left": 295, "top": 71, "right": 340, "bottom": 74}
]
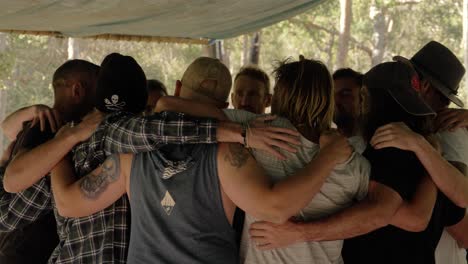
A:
[{"left": 218, "top": 143, "right": 251, "bottom": 169}]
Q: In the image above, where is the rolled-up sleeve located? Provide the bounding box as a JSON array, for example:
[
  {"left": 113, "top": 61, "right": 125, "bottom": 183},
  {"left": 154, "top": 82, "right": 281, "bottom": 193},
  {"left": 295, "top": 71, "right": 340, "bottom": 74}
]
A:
[
  {"left": 102, "top": 111, "right": 219, "bottom": 153},
  {"left": 0, "top": 167, "right": 52, "bottom": 232}
]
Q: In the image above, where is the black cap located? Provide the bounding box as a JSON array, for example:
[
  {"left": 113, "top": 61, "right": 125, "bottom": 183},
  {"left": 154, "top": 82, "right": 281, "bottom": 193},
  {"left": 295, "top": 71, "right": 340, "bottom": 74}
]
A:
[
  {"left": 394, "top": 41, "right": 466, "bottom": 107},
  {"left": 96, "top": 53, "right": 148, "bottom": 114},
  {"left": 364, "top": 61, "right": 435, "bottom": 116}
]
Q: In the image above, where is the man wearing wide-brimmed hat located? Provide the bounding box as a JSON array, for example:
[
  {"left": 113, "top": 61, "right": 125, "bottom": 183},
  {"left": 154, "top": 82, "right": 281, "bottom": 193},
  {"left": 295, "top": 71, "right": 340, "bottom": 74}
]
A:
[{"left": 377, "top": 40, "right": 468, "bottom": 263}]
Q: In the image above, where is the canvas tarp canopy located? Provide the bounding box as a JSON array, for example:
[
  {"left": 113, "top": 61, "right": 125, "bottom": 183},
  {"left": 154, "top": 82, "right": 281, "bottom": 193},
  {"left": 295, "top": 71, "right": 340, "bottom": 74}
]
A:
[{"left": 0, "top": 0, "right": 323, "bottom": 44}]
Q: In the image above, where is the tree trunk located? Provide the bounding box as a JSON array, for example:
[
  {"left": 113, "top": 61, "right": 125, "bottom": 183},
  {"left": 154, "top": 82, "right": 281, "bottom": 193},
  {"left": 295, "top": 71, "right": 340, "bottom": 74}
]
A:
[
  {"left": 370, "top": 2, "right": 387, "bottom": 66},
  {"left": 218, "top": 40, "right": 230, "bottom": 69},
  {"left": 204, "top": 42, "right": 217, "bottom": 58},
  {"left": 203, "top": 40, "right": 230, "bottom": 69},
  {"left": 242, "top": 34, "right": 249, "bottom": 66},
  {"left": 67, "top": 37, "right": 80, "bottom": 59},
  {"left": 0, "top": 33, "right": 7, "bottom": 150},
  {"left": 249, "top": 32, "right": 261, "bottom": 65},
  {"left": 327, "top": 33, "right": 336, "bottom": 70},
  {"left": 336, "top": 0, "right": 352, "bottom": 69},
  {"left": 463, "top": 0, "right": 468, "bottom": 101}
]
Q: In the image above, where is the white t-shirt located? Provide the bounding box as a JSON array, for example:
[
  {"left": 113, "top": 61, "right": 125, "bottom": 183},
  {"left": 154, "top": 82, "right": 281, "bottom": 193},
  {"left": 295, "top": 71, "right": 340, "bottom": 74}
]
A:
[
  {"left": 435, "top": 128, "right": 468, "bottom": 264},
  {"left": 223, "top": 109, "right": 370, "bottom": 264}
]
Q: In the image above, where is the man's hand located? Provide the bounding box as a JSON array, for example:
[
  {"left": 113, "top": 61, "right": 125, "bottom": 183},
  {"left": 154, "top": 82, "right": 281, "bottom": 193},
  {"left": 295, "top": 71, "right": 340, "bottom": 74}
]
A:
[
  {"left": 249, "top": 219, "right": 305, "bottom": 250},
  {"left": 435, "top": 108, "right": 468, "bottom": 132},
  {"left": 29, "top": 104, "right": 63, "bottom": 133},
  {"left": 56, "top": 110, "right": 104, "bottom": 143},
  {"left": 246, "top": 115, "right": 301, "bottom": 160},
  {"left": 370, "top": 122, "right": 424, "bottom": 152},
  {"left": 319, "top": 129, "right": 353, "bottom": 164}
]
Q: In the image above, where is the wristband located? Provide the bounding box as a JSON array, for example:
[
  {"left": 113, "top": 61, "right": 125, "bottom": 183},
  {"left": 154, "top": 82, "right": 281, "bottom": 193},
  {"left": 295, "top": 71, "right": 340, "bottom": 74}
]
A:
[{"left": 241, "top": 123, "right": 248, "bottom": 147}]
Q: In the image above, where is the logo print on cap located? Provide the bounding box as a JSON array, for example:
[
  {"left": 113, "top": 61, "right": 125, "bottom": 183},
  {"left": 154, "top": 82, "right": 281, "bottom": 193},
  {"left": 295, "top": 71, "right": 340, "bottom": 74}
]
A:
[
  {"left": 104, "top": 94, "right": 126, "bottom": 111},
  {"left": 161, "top": 191, "right": 175, "bottom": 216}
]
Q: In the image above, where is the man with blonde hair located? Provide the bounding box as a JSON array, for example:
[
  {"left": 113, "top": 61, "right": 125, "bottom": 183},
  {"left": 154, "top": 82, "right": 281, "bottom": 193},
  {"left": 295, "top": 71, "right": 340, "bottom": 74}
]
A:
[{"left": 231, "top": 66, "right": 271, "bottom": 114}]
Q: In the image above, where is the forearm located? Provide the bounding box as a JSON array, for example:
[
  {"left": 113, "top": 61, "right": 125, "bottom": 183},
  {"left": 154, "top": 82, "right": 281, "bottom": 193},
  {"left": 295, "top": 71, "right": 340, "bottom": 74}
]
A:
[
  {"left": 1, "top": 106, "right": 34, "bottom": 140},
  {"left": 413, "top": 137, "right": 468, "bottom": 207},
  {"left": 156, "top": 96, "right": 227, "bottom": 120},
  {"left": 216, "top": 121, "right": 245, "bottom": 144},
  {"left": 390, "top": 176, "right": 437, "bottom": 231},
  {"left": 155, "top": 99, "right": 245, "bottom": 143},
  {"left": 299, "top": 200, "right": 389, "bottom": 241},
  {"left": 102, "top": 112, "right": 222, "bottom": 154},
  {"left": 295, "top": 183, "right": 402, "bottom": 242},
  {"left": 267, "top": 150, "right": 339, "bottom": 220},
  {"left": 4, "top": 132, "right": 78, "bottom": 193},
  {"left": 50, "top": 157, "right": 81, "bottom": 217}
]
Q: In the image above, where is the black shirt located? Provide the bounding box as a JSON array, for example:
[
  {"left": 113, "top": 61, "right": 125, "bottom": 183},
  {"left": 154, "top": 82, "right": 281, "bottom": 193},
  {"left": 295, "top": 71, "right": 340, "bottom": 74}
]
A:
[
  {"left": 0, "top": 122, "right": 59, "bottom": 264},
  {"left": 342, "top": 146, "right": 465, "bottom": 264}
]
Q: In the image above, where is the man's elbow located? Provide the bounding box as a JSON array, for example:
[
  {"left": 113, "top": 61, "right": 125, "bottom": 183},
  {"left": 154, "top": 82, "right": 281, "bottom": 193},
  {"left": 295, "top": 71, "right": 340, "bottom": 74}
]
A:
[
  {"left": 458, "top": 238, "right": 468, "bottom": 249},
  {"left": 451, "top": 228, "right": 468, "bottom": 249},
  {"left": 404, "top": 217, "right": 429, "bottom": 232},
  {"left": 259, "top": 208, "right": 289, "bottom": 224},
  {"left": 55, "top": 201, "right": 78, "bottom": 218},
  {"left": 258, "top": 198, "right": 295, "bottom": 224},
  {"left": 55, "top": 198, "right": 94, "bottom": 218},
  {"left": 3, "top": 169, "right": 24, "bottom": 193},
  {"left": 455, "top": 197, "right": 468, "bottom": 209},
  {"left": 369, "top": 207, "right": 394, "bottom": 230}
]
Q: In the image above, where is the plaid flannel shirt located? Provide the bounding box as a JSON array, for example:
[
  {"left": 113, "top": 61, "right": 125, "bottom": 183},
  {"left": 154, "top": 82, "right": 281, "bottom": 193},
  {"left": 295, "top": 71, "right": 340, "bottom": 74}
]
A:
[
  {"left": 0, "top": 123, "right": 61, "bottom": 264},
  {"left": 0, "top": 171, "right": 53, "bottom": 233},
  {"left": 49, "top": 111, "right": 218, "bottom": 264}
]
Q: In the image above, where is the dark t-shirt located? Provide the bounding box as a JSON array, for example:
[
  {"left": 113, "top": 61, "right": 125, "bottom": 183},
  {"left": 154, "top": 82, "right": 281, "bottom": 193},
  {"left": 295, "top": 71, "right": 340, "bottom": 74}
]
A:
[
  {"left": 0, "top": 122, "right": 59, "bottom": 264},
  {"left": 342, "top": 146, "right": 465, "bottom": 264}
]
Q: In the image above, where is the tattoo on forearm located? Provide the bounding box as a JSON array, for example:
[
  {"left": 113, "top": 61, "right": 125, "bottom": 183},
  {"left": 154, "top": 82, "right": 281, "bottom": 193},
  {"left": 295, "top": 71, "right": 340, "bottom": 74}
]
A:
[
  {"left": 224, "top": 144, "right": 249, "bottom": 168},
  {"left": 80, "top": 154, "right": 121, "bottom": 199}
]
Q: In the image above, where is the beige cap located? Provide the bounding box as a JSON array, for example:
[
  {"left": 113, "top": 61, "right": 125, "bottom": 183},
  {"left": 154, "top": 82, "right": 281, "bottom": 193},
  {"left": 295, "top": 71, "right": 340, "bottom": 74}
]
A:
[{"left": 181, "top": 57, "right": 232, "bottom": 103}]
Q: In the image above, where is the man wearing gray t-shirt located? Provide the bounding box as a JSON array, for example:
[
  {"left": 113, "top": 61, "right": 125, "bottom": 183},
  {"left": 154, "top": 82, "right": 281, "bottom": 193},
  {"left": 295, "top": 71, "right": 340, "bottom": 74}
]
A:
[
  {"left": 435, "top": 128, "right": 468, "bottom": 264},
  {"left": 224, "top": 109, "right": 369, "bottom": 264}
]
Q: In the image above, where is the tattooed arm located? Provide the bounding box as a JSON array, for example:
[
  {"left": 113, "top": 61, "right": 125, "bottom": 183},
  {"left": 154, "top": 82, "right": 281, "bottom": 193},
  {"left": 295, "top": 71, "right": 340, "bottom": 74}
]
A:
[
  {"left": 50, "top": 154, "right": 132, "bottom": 217},
  {"left": 217, "top": 133, "right": 351, "bottom": 224}
]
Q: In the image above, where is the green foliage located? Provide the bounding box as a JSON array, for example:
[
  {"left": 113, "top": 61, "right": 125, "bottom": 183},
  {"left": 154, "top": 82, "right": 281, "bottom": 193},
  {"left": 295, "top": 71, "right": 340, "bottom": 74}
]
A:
[{"left": 0, "top": 0, "right": 465, "bottom": 122}]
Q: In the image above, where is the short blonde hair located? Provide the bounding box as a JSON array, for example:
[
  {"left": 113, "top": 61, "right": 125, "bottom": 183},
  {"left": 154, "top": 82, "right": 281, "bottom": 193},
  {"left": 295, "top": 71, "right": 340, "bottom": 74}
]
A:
[
  {"left": 235, "top": 66, "right": 271, "bottom": 94},
  {"left": 271, "top": 58, "right": 334, "bottom": 132}
]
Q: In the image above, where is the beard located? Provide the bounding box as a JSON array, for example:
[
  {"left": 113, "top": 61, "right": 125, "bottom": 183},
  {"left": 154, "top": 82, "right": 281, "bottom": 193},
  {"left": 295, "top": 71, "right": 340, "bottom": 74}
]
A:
[{"left": 334, "top": 111, "right": 357, "bottom": 134}]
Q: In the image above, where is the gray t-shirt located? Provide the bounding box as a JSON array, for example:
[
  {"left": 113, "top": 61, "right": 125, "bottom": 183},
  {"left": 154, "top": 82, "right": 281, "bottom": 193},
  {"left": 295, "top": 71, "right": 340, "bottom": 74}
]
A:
[
  {"left": 224, "top": 109, "right": 370, "bottom": 264},
  {"left": 435, "top": 129, "right": 468, "bottom": 264}
]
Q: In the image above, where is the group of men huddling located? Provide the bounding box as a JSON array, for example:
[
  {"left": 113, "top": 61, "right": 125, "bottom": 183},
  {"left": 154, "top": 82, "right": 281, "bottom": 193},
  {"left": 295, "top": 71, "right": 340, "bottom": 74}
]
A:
[{"left": 0, "top": 40, "right": 467, "bottom": 264}]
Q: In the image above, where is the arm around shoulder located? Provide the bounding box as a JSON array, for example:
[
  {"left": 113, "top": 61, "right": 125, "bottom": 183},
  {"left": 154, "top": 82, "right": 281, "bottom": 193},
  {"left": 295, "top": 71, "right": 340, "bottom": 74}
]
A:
[
  {"left": 217, "top": 138, "right": 349, "bottom": 224},
  {"left": 300, "top": 181, "right": 403, "bottom": 242},
  {"left": 390, "top": 175, "right": 437, "bottom": 232},
  {"left": 155, "top": 96, "right": 227, "bottom": 120}
]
